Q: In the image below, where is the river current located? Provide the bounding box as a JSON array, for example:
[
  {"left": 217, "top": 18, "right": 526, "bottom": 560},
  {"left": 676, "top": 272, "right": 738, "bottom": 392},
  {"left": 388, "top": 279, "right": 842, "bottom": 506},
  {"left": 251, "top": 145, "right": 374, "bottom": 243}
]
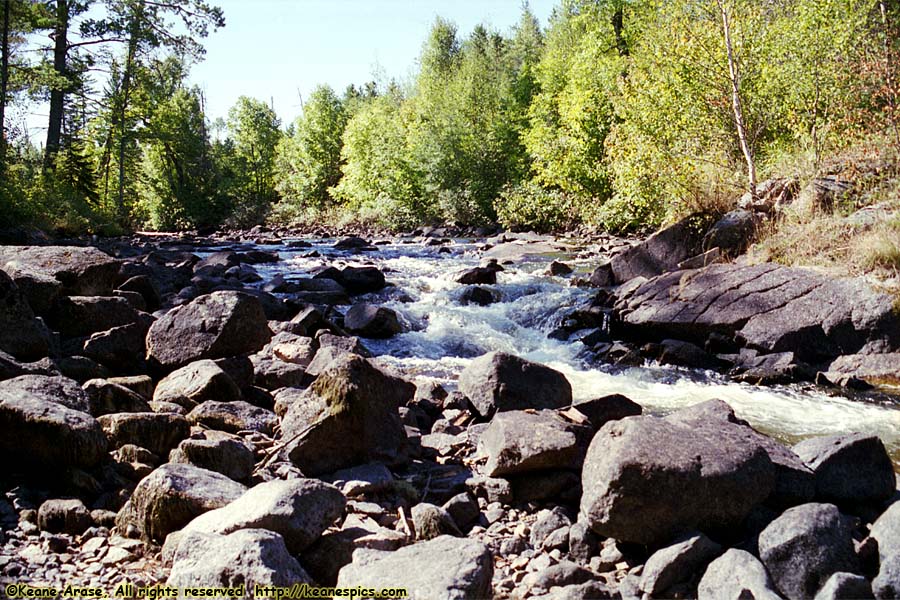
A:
[{"left": 247, "top": 236, "right": 900, "bottom": 465}]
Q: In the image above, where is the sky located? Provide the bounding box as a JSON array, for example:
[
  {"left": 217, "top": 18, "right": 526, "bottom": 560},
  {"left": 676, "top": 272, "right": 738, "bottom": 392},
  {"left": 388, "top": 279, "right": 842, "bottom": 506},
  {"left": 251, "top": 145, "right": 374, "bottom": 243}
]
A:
[{"left": 188, "top": 0, "right": 558, "bottom": 127}]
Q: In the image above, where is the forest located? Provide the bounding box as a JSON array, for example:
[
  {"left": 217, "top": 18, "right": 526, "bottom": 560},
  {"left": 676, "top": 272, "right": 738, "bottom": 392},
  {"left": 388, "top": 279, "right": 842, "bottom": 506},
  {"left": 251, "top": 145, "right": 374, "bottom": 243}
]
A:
[{"left": 0, "top": 0, "right": 898, "bottom": 235}]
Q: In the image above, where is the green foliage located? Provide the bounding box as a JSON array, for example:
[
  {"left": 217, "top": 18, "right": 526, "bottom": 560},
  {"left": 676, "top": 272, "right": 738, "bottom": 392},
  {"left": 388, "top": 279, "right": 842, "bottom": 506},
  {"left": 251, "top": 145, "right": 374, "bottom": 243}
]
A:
[
  {"left": 495, "top": 181, "right": 583, "bottom": 232},
  {"left": 226, "top": 95, "right": 282, "bottom": 224}
]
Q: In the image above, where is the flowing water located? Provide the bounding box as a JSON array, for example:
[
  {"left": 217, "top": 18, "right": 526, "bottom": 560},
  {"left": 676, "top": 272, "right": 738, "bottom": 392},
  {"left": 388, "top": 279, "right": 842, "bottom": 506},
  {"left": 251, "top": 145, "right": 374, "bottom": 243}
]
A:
[{"left": 250, "top": 237, "right": 900, "bottom": 466}]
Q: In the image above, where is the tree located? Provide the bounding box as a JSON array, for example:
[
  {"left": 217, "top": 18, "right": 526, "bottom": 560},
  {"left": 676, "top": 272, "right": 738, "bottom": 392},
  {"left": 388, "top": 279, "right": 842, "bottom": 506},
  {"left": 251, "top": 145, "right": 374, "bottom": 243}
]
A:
[
  {"left": 274, "top": 84, "right": 348, "bottom": 212},
  {"left": 226, "top": 95, "right": 281, "bottom": 223}
]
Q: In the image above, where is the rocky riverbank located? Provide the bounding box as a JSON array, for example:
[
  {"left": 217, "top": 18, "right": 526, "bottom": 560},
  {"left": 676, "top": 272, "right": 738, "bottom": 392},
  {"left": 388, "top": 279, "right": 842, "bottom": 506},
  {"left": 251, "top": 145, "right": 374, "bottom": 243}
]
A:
[{"left": 1, "top": 228, "right": 899, "bottom": 599}]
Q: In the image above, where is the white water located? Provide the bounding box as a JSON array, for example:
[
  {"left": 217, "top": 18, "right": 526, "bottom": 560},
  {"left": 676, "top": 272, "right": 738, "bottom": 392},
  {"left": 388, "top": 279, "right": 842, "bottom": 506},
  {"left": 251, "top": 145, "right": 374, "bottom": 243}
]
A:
[{"left": 254, "top": 238, "right": 900, "bottom": 462}]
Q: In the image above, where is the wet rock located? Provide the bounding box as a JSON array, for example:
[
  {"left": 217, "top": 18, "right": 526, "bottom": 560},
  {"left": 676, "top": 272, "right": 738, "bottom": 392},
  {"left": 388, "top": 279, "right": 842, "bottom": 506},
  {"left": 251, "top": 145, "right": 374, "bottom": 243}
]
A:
[
  {"left": 48, "top": 296, "right": 139, "bottom": 339},
  {"left": 571, "top": 394, "right": 642, "bottom": 430},
  {"left": 0, "top": 245, "right": 121, "bottom": 297},
  {"left": 167, "top": 529, "right": 312, "bottom": 589},
  {"left": 0, "top": 394, "right": 107, "bottom": 469},
  {"left": 792, "top": 434, "right": 896, "bottom": 507},
  {"left": 116, "top": 463, "right": 246, "bottom": 543},
  {"left": 99, "top": 412, "right": 190, "bottom": 456},
  {"left": 281, "top": 354, "right": 413, "bottom": 476},
  {"left": 0, "top": 374, "right": 90, "bottom": 413},
  {"left": 169, "top": 431, "right": 256, "bottom": 482},
  {"left": 478, "top": 409, "right": 592, "bottom": 477},
  {"left": 640, "top": 532, "right": 722, "bottom": 596},
  {"left": 814, "top": 572, "right": 873, "bottom": 600},
  {"left": 335, "top": 266, "right": 386, "bottom": 294},
  {"left": 458, "top": 286, "right": 497, "bottom": 306},
  {"left": 186, "top": 400, "right": 278, "bottom": 436},
  {"left": 579, "top": 412, "right": 775, "bottom": 545},
  {"left": 37, "top": 499, "right": 92, "bottom": 535},
  {"left": 458, "top": 351, "right": 572, "bottom": 418},
  {"left": 153, "top": 360, "right": 242, "bottom": 408},
  {"left": 343, "top": 303, "right": 403, "bottom": 338},
  {"left": 82, "top": 379, "right": 152, "bottom": 415},
  {"left": 456, "top": 267, "right": 497, "bottom": 285},
  {"left": 657, "top": 338, "right": 725, "bottom": 370},
  {"left": 731, "top": 351, "right": 815, "bottom": 385},
  {"left": 146, "top": 291, "right": 272, "bottom": 370},
  {"left": 548, "top": 261, "right": 573, "bottom": 276},
  {"left": 0, "top": 270, "right": 51, "bottom": 360},
  {"left": 333, "top": 236, "right": 374, "bottom": 251},
  {"left": 337, "top": 535, "right": 492, "bottom": 600},
  {"left": 758, "top": 503, "right": 860, "bottom": 600},
  {"left": 698, "top": 548, "right": 783, "bottom": 600},
  {"left": 173, "top": 479, "right": 345, "bottom": 554}
]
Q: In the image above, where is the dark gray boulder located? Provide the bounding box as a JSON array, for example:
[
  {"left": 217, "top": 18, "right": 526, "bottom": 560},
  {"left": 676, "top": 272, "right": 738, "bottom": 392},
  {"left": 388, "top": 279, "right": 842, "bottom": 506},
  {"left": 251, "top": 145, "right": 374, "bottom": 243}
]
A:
[
  {"left": 608, "top": 215, "right": 707, "bottom": 283},
  {"left": 82, "top": 378, "right": 152, "bottom": 415},
  {"left": 458, "top": 351, "right": 572, "bottom": 418},
  {"left": 98, "top": 412, "right": 190, "bottom": 456},
  {"left": 0, "top": 269, "right": 50, "bottom": 360},
  {"left": 0, "top": 245, "right": 121, "bottom": 297},
  {"left": 640, "top": 532, "right": 722, "bottom": 596},
  {"left": 343, "top": 303, "right": 403, "bottom": 338},
  {"left": 703, "top": 209, "right": 758, "bottom": 256},
  {"left": 37, "top": 499, "right": 92, "bottom": 535},
  {"left": 153, "top": 359, "right": 242, "bottom": 408},
  {"left": 146, "top": 291, "right": 272, "bottom": 370},
  {"left": 82, "top": 323, "right": 147, "bottom": 371},
  {"left": 571, "top": 394, "right": 642, "bottom": 430},
  {"left": 186, "top": 400, "right": 278, "bottom": 436},
  {"left": 0, "top": 374, "right": 90, "bottom": 413},
  {"left": 813, "top": 572, "right": 873, "bottom": 600},
  {"left": 48, "top": 295, "right": 139, "bottom": 338},
  {"left": 758, "top": 503, "right": 860, "bottom": 600},
  {"left": 335, "top": 266, "right": 386, "bottom": 294},
  {"left": 169, "top": 431, "right": 256, "bottom": 482}
]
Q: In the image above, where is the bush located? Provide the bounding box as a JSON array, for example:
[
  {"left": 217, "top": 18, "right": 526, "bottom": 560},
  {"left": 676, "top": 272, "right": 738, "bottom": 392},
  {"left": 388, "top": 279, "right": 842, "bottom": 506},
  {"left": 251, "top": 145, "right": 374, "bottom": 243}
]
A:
[{"left": 494, "top": 182, "right": 584, "bottom": 233}]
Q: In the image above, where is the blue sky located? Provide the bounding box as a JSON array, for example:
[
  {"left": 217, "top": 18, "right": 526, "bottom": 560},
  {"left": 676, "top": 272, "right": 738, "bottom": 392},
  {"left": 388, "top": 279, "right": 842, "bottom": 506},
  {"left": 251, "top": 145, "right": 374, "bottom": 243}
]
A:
[{"left": 189, "top": 0, "right": 558, "bottom": 127}]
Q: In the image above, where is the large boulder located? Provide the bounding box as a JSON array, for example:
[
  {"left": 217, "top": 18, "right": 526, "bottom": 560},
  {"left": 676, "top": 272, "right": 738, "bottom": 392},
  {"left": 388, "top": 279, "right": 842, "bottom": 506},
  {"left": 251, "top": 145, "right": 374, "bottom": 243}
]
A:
[
  {"left": 336, "top": 266, "right": 386, "bottom": 294},
  {"left": 169, "top": 431, "right": 256, "bottom": 483},
  {"left": 0, "top": 269, "right": 50, "bottom": 360},
  {"left": 336, "top": 535, "right": 493, "bottom": 600},
  {"left": 116, "top": 463, "right": 246, "bottom": 543},
  {"left": 172, "top": 479, "right": 346, "bottom": 554},
  {"left": 153, "top": 360, "right": 242, "bottom": 408},
  {"left": 458, "top": 351, "right": 572, "bottom": 418},
  {"left": 37, "top": 499, "right": 93, "bottom": 535},
  {"left": 579, "top": 412, "right": 775, "bottom": 545},
  {"left": 792, "top": 433, "right": 896, "bottom": 506},
  {"left": 146, "top": 291, "right": 272, "bottom": 370},
  {"left": 608, "top": 215, "right": 708, "bottom": 283},
  {"left": 871, "top": 500, "right": 900, "bottom": 561},
  {"left": 0, "top": 394, "right": 106, "bottom": 469},
  {"left": 828, "top": 353, "right": 900, "bottom": 387},
  {"left": 186, "top": 400, "right": 278, "bottom": 436},
  {"left": 702, "top": 209, "right": 758, "bottom": 256},
  {"left": 343, "top": 303, "right": 403, "bottom": 338},
  {"left": 640, "top": 532, "right": 723, "bottom": 597},
  {"left": 758, "top": 503, "right": 860, "bottom": 600},
  {"left": 0, "top": 374, "right": 90, "bottom": 413},
  {"left": 167, "top": 529, "right": 312, "bottom": 590},
  {"left": 82, "top": 324, "right": 147, "bottom": 372},
  {"left": 478, "top": 409, "right": 593, "bottom": 477},
  {"left": 0, "top": 245, "right": 121, "bottom": 298},
  {"left": 281, "top": 354, "right": 413, "bottom": 476},
  {"left": 697, "top": 549, "right": 783, "bottom": 600},
  {"left": 48, "top": 295, "right": 139, "bottom": 338},
  {"left": 98, "top": 412, "right": 191, "bottom": 456}
]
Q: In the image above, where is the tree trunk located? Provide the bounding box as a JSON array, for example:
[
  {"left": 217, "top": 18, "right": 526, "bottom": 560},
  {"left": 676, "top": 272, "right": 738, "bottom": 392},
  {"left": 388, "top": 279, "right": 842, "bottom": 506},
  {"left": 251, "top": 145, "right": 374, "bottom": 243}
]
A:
[
  {"left": 1, "top": 0, "right": 11, "bottom": 176},
  {"left": 44, "top": 0, "right": 69, "bottom": 170},
  {"left": 116, "top": 9, "right": 141, "bottom": 223},
  {"left": 611, "top": 3, "right": 628, "bottom": 57},
  {"left": 718, "top": 0, "right": 756, "bottom": 197}
]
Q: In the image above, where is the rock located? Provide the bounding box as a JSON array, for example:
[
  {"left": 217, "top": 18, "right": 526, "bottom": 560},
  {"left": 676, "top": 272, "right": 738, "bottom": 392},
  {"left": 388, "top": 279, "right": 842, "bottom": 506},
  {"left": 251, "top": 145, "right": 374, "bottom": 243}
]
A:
[
  {"left": 0, "top": 394, "right": 106, "bottom": 469},
  {"left": 173, "top": 479, "right": 346, "bottom": 554},
  {"left": 37, "top": 499, "right": 92, "bottom": 535},
  {"left": 343, "top": 303, "right": 403, "bottom": 338},
  {"left": 99, "top": 411, "right": 190, "bottom": 458},
  {"left": 579, "top": 413, "right": 775, "bottom": 545},
  {"left": 548, "top": 261, "right": 573, "bottom": 276},
  {"left": 731, "top": 351, "right": 815, "bottom": 385},
  {"left": 568, "top": 521, "right": 600, "bottom": 565},
  {"left": 615, "top": 264, "right": 900, "bottom": 364},
  {"left": 153, "top": 360, "right": 242, "bottom": 408},
  {"left": 411, "top": 503, "right": 461, "bottom": 540},
  {"left": 48, "top": 295, "right": 139, "bottom": 338},
  {"left": 169, "top": 431, "right": 256, "bottom": 482},
  {"left": 324, "top": 463, "right": 394, "bottom": 497},
  {"left": 458, "top": 286, "right": 497, "bottom": 306},
  {"left": 267, "top": 333, "right": 317, "bottom": 366},
  {"left": 758, "top": 503, "right": 860, "bottom": 600},
  {"left": 478, "top": 409, "right": 592, "bottom": 477},
  {"left": 337, "top": 535, "right": 492, "bottom": 600},
  {"left": 608, "top": 215, "right": 708, "bottom": 283},
  {"left": 303, "top": 334, "right": 371, "bottom": 378},
  {"left": 657, "top": 338, "right": 725, "bottom": 370},
  {"left": 640, "top": 532, "right": 722, "bottom": 596},
  {"left": 442, "top": 493, "right": 480, "bottom": 531},
  {"left": 873, "top": 554, "right": 900, "bottom": 600},
  {"left": 167, "top": 529, "right": 312, "bottom": 590},
  {"left": 0, "top": 270, "right": 50, "bottom": 360},
  {"left": 116, "top": 463, "right": 246, "bottom": 542},
  {"left": 703, "top": 209, "right": 758, "bottom": 256},
  {"left": 571, "top": 394, "right": 642, "bottom": 430},
  {"left": 281, "top": 354, "right": 413, "bottom": 476},
  {"left": 793, "top": 177, "right": 853, "bottom": 217},
  {"left": 333, "top": 236, "right": 373, "bottom": 251},
  {"left": 698, "top": 548, "right": 784, "bottom": 600},
  {"left": 107, "top": 374, "right": 154, "bottom": 400},
  {"left": 0, "top": 374, "right": 90, "bottom": 413},
  {"left": 458, "top": 351, "right": 572, "bottom": 418},
  {"left": 335, "top": 266, "right": 386, "bottom": 294},
  {"left": 530, "top": 507, "right": 572, "bottom": 549},
  {"left": 678, "top": 247, "right": 724, "bottom": 270},
  {"left": 828, "top": 353, "right": 900, "bottom": 387},
  {"left": 251, "top": 355, "right": 306, "bottom": 390},
  {"left": 82, "top": 324, "right": 147, "bottom": 371},
  {"left": 117, "top": 275, "right": 161, "bottom": 312},
  {"left": 146, "top": 291, "right": 272, "bottom": 370},
  {"left": 82, "top": 379, "right": 152, "bottom": 415},
  {"left": 456, "top": 267, "right": 497, "bottom": 285},
  {"left": 792, "top": 434, "right": 896, "bottom": 507},
  {"left": 588, "top": 263, "right": 614, "bottom": 287},
  {"left": 813, "top": 572, "right": 873, "bottom": 600},
  {"left": 0, "top": 245, "right": 120, "bottom": 297},
  {"left": 871, "top": 500, "right": 900, "bottom": 560},
  {"left": 187, "top": 400, "right": 278, "bottom": 435}
]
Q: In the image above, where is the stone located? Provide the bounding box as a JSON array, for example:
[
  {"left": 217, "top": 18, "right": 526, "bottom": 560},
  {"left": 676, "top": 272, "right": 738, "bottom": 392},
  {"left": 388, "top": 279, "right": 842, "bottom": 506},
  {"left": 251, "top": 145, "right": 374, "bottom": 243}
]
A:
[
  {"left": 792, "top": 434, "right": 896, "bottom": 506},
  {"left": 82, "top": 323, "right": 147, "bottom": 371},
  {"left": 251, "top": 356, "right": 306, "bottom": 390},
  {"left": 579, "top": 412, "right": 775, "bottom": 545},
  {"left": 48, "top": 296, "right": 138, "bottom": 339},
  {"left": 324, "top": 463, "right": 394, "bottom": 497},
  {"left": 0, "top": 394, "right": 106, "bottom": 469},
  {"left": 146, "top": 291, "right": 272, "bottom": 370},
  {"left": 571, "top": 394, "right": 642, "bottom": 430},
  {"left": 37, "top": 499, "right": 92, "bottom": 535},
  {"left": 657, "top": 338, "right": 725, "bottom": 370},
  {"left": 530, "top": 508, "right": 572, "bottom": 549},
  {"left": 639, "top": 532, "right": 722, "bottom": 596},
  {"left": 153, "top": 360, "right": 242, "bottom": 408},
  {"left": 117, "top": 275, "right": 161, "bottom": 312},
  {"left": 0, "top": 374, "right": 90, "bottom": 413},
  {"left": 173, "top": 479, "right": 345, "bottom": 554},
  {"left": 116, "top": 463, "right": 246, "bottom": 543},
  {"left": 698, "top": 548, "right": 783, "bottom": 600},
  {"left": 343, "top": 303, "right": 403, "bottom": 338},
  {"left": 167, "top": 529, "right": 312, "bottom": 590},
  {"left": 334, "top": 266, "right": 386, "bottom": 294},
  {"left": 703, "top": 209, "right": 758, "bottom": 256},
  {"left": 608, "top": 215, "right": 708, "bottom": 283},
  {"left": 458, "top": 351, "right": 572, "bottom": 418},
  {"left": 0, "top": 245, "right": 120, "bottom": 297},
  {"left": 281, "top": 354, "right": 413, "bottom": 476},
  {"left": 337, "top": 535, "right": 492, "bottom": 600},
  {"left": 82, "top": 379, "right": 152, "bottom": 416},
  {"left": 758, "top": 503, "right": 860, "bottom": 600},
  {"left": 442, "top": 493, "right": 480, "bottom": 531},
  {"left": 479, "top": 409, "right": 592, "bottom": 477},
  {"left": 828, "top": 353, "right": 900, "bottom": 387},
  {"left": 411, "top": 503, "right": 461, "bottom": 540},
  {"left": 98, "top": 412, "right": 190, "bottom": 456},
  {"left": 456, "top": 267, "right": 497, "bottom": 285},
  {"left": 0, "top": 270, "right": 50, "bottom": 360},
  {"left": 169, "top": 430, "right": 256, "bottom": 482},
  {"left": 813, "top": 572, "right": 873, "bottom": 600},
  {"left": 268, "top": 333, "right": 317, "bottom": 366},
  {"left": 186, "top": 401, "right": 278, "bottom": 435},
  {"left": 548, "top": 261, "right": 574, "bottom": 276},
  {"left": 871, "top": 500, "right": 900, "bottom": 560},
  {"left": 873, "top": 554, "right": 900, "bottom": 600}
]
